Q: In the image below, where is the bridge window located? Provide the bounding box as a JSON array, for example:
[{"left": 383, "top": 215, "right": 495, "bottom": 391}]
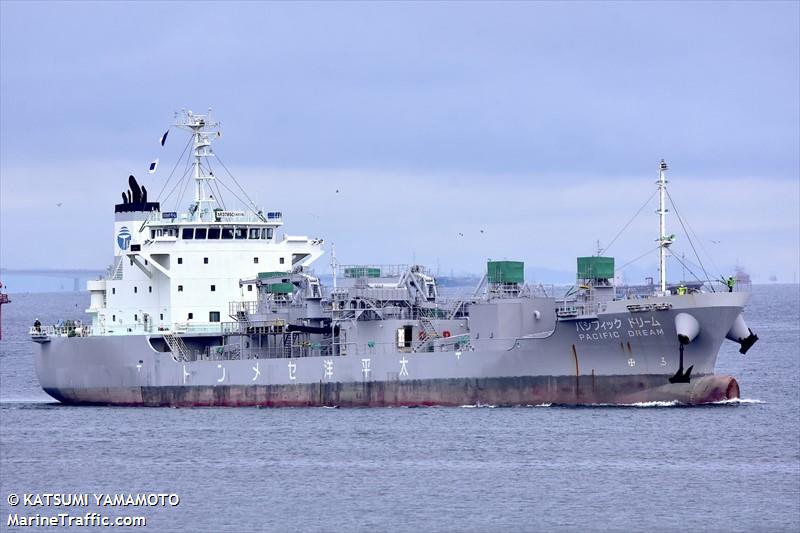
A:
[
  {"left": 247, "top": 285, "right": 253, "bottom": 292},
  {"left": 249, "top": 228, "right": 260, "bottom": 239},
  {"left": 235, "top": 227, "right": 247, "bottom": 239},
  {"left": 221, "top": 226, "right": 234, "bottom": 239},
  {"left": 182, "top": 228, "right": 193, "bottom": 239},
  {"left": 134, "top": 286, "right": 138, "bottom": 294},
  {"left": 187, "top": 313, "right": 193, "bottom": 320},
  {"left": 209, "top": 311, "right": 220, "bottom": 322},
  {"left": 148, "top": 286, "right": 152, "bottom": 293},
  {"left": 208, "top": 227, "right": 221, "bottom": 239},
  {"left": 112, "top": 314, "right": 116, "bottom": 322},
  {"left": 178, "top": 285, "right": 183, "bottom": 292},
  {"left": 204, "top": 257, "right": 208, "bottom": 264},
  {"left": 112, "top": 288, "right": 115, "bottom": 295},
  {"left": 177, "top": 257, "right": 183, "bottom": 265},
  {"left": 160, "top": 314, "right": 163, "bottom": 320},
  {"left": 261, "top": 228, "right": 273, "bottom": 239},
  {"left": 195, "top": 228, "right": 207, "bottom": 239},
  {"left": 210, "top": 285, "right": 216, "bottom": 292},
  {"left": 134, "top": 314, "right": 138, "bottom": 321},
  {"left": 254, "top": 257, "right": 259, "bottom": 264},
  {"left": 279, "top": 257, "right": 285, "bottom": 264}
]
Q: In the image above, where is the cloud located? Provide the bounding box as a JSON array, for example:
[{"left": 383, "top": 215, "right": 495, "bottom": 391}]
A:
[
  {"left": 2, "top": 2, "right": 798, "bottom": 178},
  {"left": 1, "top": 2, "right": 797, "bottom": 282},
  {"left": 3, "top": 160, "right": 796, "bottom": 282}
]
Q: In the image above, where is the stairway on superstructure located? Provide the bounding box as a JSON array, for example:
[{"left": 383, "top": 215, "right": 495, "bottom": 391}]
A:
[
  {"left": 411, "top": 316, "right": 439, "bottom": 353},
  {"left": 163, "top": 333, "right": 190, "bottom": 362}
]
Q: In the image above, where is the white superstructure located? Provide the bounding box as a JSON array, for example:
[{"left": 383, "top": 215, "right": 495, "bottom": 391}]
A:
[{"left": 85, "top": 110, "right": 324, "bottom": 335}]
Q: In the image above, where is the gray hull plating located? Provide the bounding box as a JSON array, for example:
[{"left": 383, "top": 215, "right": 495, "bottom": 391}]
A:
[
  {"left": 33, "top": 293, "right": 747, "bottom": 406},
  {"left": 44, "top": 375, "right": 739, "bottom": 407}
]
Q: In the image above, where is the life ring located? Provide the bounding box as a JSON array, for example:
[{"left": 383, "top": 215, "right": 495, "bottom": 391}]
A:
[{"left": 443, "top": 330, "right": 451, "bottom": 338}]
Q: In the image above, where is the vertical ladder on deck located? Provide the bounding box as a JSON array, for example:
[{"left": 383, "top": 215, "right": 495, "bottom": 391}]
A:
[{"left": 163, "top": 333, "right": 190, "bottom": 362}]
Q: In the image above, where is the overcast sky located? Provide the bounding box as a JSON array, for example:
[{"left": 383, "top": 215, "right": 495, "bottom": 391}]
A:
[{"left": 1, "top": 1, "right": 798, "bottom": 282}]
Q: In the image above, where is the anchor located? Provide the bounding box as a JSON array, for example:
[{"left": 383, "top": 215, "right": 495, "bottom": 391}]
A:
[{"left": 669, "top": 343, "right": 693, "bottom": 384}]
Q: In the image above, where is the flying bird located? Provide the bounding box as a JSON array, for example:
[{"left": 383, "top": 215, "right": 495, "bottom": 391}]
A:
[{"left": 56, "top": 202, "right": 63, "bottom": 207}]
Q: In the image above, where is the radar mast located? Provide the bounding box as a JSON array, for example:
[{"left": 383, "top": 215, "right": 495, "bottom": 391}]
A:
[
  {"left": 175, "top": 109, "right": 220, "bottom": 222},
  {"left": 657, "top": 159, "right": 671, "bottom": 293}
]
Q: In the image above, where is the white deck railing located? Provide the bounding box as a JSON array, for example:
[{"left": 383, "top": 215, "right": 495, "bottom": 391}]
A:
[{"left": 29, "top": 321, "right": 226, "bottom": 338}]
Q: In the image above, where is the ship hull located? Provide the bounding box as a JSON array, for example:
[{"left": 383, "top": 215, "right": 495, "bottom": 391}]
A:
[
  {"left": 32, "top": 293, "right": 747, "bottom": 407},
  {"left": 43, "top": 374, "right": 739, "bottom": 407}
]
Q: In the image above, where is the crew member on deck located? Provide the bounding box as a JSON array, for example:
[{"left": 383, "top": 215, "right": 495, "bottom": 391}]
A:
[
  {"left": 725, "top": 276, "right": 736, "bottom": 292},
  {"left": 33, "top": 318, "right": 41, "bottom": 333}
]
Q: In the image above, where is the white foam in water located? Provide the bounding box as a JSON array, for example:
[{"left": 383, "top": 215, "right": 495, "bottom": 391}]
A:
[
  {"left": 586, "top": 398, "right": 766, "bottom": 408},
  {"left": 581, "top": 401, "right": 685, "bottom": 408},
  {"left": 0, "top": 398, "right": 57, "bottom": 404},
  {"left": 628, "top": 400, "right": 683, "bottom": 408},
  {"left": 459, "top": 404, "right": 497, "bottom": 408},
  {"left": 712, "top": 398, "right": 766, "bottom": 405}
]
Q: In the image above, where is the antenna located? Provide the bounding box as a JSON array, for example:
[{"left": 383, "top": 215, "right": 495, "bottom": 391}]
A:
[
  {"left": 330, "top": 243, "right": 337, "bottom": 292},
  {"left": 681, "top": 252, "right": 686, "bottom": 283}
]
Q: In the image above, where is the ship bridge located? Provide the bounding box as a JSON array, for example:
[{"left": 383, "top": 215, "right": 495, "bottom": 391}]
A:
[
  {"left": 142, "top": 210, "right": 284, "bottom": 243},
  {"left": 80, "top": 109, "right": 325, "bottom": 337}
]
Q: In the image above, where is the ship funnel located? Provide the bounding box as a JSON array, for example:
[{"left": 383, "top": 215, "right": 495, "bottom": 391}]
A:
[
  {"left": 726, "top": 313, "right": 759, "bottom": 354},
  {"left": 674, "top": 313, "right": 700, "bottom": 345}
]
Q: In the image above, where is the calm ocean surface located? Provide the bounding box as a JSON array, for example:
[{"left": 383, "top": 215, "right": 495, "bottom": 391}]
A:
[{"left": 1, "top": 286, "right": 798, "bottom": 532}]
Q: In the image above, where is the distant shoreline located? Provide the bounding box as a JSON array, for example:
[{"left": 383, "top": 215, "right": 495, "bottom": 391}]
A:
[{"left": 2, "top": 282, "right": 798, "bottom": 297}]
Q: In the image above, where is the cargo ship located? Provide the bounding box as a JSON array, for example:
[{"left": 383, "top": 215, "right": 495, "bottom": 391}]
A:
[
  {"left": 29, "top": 110, "right": 758, "bottom": 406},
  {"left": 0, "top": 281, "right": 9, "bottom": 340}
]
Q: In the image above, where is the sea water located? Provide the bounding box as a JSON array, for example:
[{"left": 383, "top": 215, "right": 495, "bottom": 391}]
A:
[{"left": 1, "top": 286, "right": 798, "bottom": 532}]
